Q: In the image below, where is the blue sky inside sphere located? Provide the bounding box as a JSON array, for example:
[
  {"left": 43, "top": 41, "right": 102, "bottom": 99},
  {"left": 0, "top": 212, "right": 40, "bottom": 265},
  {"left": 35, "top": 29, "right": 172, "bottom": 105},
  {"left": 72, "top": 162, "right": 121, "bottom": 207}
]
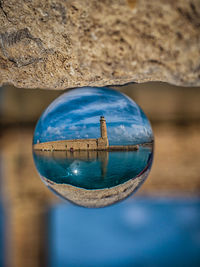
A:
[{"left": 33, "top": 87, "right": 153, "bottom": 146}]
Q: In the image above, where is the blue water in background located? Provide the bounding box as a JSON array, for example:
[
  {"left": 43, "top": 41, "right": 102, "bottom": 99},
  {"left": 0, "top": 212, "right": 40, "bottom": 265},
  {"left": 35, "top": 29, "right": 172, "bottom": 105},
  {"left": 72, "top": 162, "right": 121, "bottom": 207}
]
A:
[
  {"left": 50, "top": 197, "right": 200, "bottom": 267},
  {"left": 33, "top": 147, "right": 152, "bottom": 189},
  {"left": 0, "top": 205, "right": 4, "bottom": 267}
]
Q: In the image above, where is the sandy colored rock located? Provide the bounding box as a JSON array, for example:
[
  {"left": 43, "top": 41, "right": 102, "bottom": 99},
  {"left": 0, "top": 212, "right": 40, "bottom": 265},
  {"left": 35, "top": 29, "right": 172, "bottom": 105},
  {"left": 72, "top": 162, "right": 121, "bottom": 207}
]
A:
[
  {"left": 42, "top": 169, "right": 150, "bottom": 208},
  {"left": 0, "top": 0, "right": 200, "bottom": 89}
]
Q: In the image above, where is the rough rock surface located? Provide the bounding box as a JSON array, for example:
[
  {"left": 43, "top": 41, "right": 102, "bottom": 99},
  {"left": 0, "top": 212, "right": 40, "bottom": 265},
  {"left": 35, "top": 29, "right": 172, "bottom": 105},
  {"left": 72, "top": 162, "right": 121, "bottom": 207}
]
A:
[{"left": 0, "top": 0, "right": 200, "bottom": 89}]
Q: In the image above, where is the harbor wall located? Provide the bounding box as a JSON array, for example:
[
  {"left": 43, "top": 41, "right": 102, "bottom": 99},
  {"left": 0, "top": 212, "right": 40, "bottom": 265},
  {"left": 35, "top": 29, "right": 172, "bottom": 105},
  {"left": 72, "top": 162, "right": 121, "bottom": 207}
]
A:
[
  {"left": 33, "top": 140, "right": 139, "bottom": 151},
  {"left": 33, "top": 138, "right": 108, "bottom": 151}
]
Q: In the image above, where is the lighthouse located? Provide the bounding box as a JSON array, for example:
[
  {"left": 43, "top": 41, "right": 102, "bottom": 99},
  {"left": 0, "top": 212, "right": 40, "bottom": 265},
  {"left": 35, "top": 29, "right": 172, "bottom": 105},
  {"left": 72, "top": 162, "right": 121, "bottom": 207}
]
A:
[
  {"left": 98, "top": 116, "right": 109, "bottom": 148},
  {"left": 100, "top": 116, "right": 108, "bottom": 139}
]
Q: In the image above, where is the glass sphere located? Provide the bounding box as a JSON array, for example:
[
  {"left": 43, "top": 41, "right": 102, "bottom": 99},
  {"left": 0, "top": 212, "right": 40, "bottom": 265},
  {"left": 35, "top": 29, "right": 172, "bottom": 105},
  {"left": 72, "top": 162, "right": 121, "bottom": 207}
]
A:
[{"left": 33, "top": 87, "right": 154, "bottom": 207}]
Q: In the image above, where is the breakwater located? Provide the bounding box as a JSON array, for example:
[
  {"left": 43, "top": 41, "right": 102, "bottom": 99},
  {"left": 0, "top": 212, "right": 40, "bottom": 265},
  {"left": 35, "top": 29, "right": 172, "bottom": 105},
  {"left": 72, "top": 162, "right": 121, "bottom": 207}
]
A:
[{"left": 33, "top": 140, "right": 139, "bottom": 151}]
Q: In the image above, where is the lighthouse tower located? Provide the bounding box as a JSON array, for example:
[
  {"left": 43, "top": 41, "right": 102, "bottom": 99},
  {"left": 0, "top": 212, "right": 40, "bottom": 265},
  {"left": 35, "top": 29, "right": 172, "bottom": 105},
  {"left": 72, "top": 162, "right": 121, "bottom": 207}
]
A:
[
  {"left": 99, "top": 116, "right": 109, "bottom": 148},
  {"left": 100, "top": 116, "right": 108, "bottom": 139}
]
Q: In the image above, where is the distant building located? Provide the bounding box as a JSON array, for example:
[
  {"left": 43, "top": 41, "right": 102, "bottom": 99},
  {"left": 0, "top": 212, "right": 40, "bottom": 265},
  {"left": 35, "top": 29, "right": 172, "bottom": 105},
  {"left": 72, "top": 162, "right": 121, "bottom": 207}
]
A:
[
  {"left": 33, "top": 116, "right": 139, "bottom": 151},
  {"left": 34, "top": 116, "right": 109, "bottom": 151}
]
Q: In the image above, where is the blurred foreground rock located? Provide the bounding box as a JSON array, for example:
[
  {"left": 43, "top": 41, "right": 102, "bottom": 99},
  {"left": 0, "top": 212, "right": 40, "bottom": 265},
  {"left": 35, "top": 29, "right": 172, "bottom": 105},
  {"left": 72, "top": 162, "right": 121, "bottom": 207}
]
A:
[{"left": 0, "top": 0, "right": 200, "bottom": 89}]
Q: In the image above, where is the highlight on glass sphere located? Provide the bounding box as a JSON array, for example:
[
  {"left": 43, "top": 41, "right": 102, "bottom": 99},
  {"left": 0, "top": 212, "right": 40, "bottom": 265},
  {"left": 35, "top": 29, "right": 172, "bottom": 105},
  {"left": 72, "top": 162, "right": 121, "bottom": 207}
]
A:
[{"left": 32, "top": 87, "right": 154, "bottom": 208}]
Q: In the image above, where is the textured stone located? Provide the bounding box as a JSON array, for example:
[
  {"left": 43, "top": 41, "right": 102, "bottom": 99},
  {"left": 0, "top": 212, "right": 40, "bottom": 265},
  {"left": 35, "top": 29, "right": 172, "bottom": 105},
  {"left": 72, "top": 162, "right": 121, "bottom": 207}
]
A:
[{"left": 0, "top": 0, "right": 200, "bottom": 89}]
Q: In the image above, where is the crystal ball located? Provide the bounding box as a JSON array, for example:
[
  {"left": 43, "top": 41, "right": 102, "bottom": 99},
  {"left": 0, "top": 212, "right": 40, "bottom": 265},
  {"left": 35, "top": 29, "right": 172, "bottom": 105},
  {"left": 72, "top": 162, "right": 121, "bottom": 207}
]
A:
[{"left": 33, "top": 87, "right": 154, "bottom": 207}]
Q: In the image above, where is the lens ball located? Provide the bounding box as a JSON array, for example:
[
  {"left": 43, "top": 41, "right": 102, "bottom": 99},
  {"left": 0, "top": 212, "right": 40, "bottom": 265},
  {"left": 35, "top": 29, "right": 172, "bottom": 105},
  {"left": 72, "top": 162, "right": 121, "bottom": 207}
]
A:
[{"left": 33, "top": 87, "right": 154, "bottom": 207}]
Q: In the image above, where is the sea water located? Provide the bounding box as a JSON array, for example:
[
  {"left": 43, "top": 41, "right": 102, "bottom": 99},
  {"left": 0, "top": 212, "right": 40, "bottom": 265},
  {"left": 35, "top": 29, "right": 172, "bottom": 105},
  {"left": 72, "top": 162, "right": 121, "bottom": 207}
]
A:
[{"left": 33, "top": 147, "right": 152, "bottom": 190}]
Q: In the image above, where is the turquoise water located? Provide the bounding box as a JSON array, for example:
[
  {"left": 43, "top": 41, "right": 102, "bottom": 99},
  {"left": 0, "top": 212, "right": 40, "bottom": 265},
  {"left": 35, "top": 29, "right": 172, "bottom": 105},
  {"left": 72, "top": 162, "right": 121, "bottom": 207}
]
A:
[{"left": 33, "top": 147, "right": 152, "bottom": 190}]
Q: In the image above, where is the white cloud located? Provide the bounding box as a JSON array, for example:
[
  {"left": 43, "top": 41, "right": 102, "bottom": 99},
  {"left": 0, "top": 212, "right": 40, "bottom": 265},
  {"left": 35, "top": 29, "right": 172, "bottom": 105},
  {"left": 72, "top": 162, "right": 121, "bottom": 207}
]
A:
[
  {"left": 44, "top": 124, "right": 66, "bottom": 138},
  {"left": 68, "top": 125, "right": 78, "bottom": 130},
  {"left": 109, "top": 123, "right": 153, "bottom": 145}
]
